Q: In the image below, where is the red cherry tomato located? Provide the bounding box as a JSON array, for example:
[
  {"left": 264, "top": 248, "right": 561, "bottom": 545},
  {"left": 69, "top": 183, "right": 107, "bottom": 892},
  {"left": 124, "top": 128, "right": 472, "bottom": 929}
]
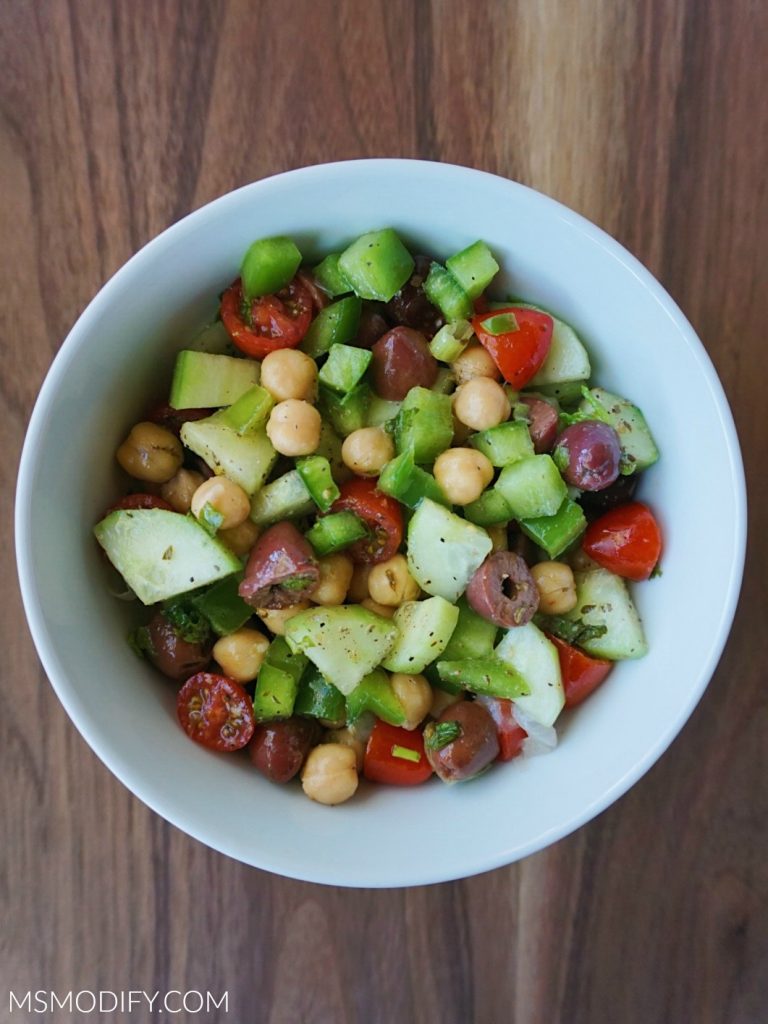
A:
[
  {"left": 549, "top": 636, "right": 613, "bottom": 708},
  {"left": 177, "top": 673, "right": 255, "bottom": 752},
  {"left": 363, "top": 720, "right": 433, "bottom": 785},
  {"left": 107, "top": 493, "right": 174, "bottom": 513},
  {"left": 582, "top": 501, "right": 662, "bottom": 581},
  {"left": 475, "top": 695, "right": 527, "bottom": 760},
  {"left": 472, "top": 306, "right": 554, "bottom": 388},
  {"left": 220, "top": 276, "right": 313, "bottom": 359},
  {"left": 331, "top": 477, "right": 403, "bottom": 564}
]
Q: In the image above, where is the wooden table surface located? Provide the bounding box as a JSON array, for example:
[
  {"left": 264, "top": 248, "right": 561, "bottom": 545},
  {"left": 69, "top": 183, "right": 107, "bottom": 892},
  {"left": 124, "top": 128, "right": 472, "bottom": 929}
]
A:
[{"left": 2, "top": 2, "right": 766, "bottom": 1021}]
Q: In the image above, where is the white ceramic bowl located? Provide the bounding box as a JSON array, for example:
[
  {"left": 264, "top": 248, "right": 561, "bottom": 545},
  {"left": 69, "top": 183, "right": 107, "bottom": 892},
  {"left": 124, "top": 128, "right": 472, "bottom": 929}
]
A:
[{"left": 15, "top": 160, "right": 746, "bottom": 887}]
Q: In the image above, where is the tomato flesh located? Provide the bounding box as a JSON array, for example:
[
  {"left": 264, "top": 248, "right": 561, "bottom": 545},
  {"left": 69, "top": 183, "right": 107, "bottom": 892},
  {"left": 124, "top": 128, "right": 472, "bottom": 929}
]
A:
[
  {"left": 331, "top": 477, "right": 403, "bottom": 564},
  {"left": 475, "top": 695, "right": 527, "bottom": 760},
  {"left": 549, "top": 636, "right": 613, "bottom": 708},
  {"left": 472, "top": 306, "right": 553, "bottom": 388},
  {"left": 364, "top": 720, "right": 433, "bottom": 785},
  {"left": 177, "top": 672, "right": 255, "bottom": 752},
  {"left": 582, "top": 501, "right": 662, "bottom": 581},
  {"left": 221, "top": 277, "right": 313, "bottom": 359}
]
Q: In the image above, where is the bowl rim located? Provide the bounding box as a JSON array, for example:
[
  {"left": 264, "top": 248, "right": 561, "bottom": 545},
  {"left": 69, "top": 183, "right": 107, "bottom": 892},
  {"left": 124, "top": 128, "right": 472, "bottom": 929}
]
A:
[{"left": 14, "top": 158, "right": 747, "bottom": 886}]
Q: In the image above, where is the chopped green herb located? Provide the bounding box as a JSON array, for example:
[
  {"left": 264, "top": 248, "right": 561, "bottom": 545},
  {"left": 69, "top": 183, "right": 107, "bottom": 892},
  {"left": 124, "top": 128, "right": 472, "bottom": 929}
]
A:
[
  {"left": 558, "top": 385, "right": 612, "bottom": 428},
  {"left": 535, "top": 613, "right": 607, "bottom": 647},
  {"left": 425, "top": 720, "right": 462, "bottom": 751},
  {"left": 198, "top": 502, "right": 224, "bottom": 536},
  {"left": 163, "top": 598, "right": 212, "bottom": 645},
  {"left": 391, "top": 744, "right": 421, "bottom": 763}
]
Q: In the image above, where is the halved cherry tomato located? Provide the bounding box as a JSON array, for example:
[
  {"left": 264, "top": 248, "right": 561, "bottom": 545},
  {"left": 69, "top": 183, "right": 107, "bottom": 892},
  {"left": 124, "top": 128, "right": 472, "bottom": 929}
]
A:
[
  {"left": 472, "top": 306, "right": 553, "bottom": 388},
  {"left": 296, "top": 269, "right": 329, "bottom": 312},
  {"left": 331, "top": 477, "right": 403, "bottom": 564},
  {"left": 474, "top": 695, "right": 527, "bottom": 760},
  {"left": 582, "top": 501, "right": 662, "bottom": 581},
  {"left": 363, "top": 720, "right": 433, "bottom": 785},
  {"left": 146, "top": 402, "right": 212, "bottom": 438},
  {"left": 220, "top": 276, "right": 313, "bottom": 359},
  {"left": 107, "top": 493, "right": 174, "bottom": 513},
  {"left": 549, "top": 636, "right": 613, "bottom": 708},
  {"left": 177, "top": 672, "right": 255, "bottom": 752}
]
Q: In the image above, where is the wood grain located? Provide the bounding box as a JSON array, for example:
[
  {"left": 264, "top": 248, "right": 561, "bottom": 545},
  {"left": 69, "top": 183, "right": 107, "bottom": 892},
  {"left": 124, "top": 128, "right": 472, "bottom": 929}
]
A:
[{"left": 2, "top": 1, "right": 766, "bottom": 1021}]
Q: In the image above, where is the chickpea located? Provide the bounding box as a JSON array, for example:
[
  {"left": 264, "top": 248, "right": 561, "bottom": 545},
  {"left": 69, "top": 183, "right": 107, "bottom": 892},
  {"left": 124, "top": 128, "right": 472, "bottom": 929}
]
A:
[
  {"left": 430, "top": 687, "right": 465, "bottom": 719},
  {"left": 116, "top": 421, "right": 183, "bottom": 483},
  {"left": 531, "top": 561, "right": 578, "bottom": 614},
  {"left": 312, "top": 553, "right": 354, "bottom": 607},
  {"left": 218, "top": 518, "right": 261, "bottom": 557},
  {"left": 367, "top": 554, "right": 420, "bottom": 607},
  {"left": 341, "top": 427, "right": 395, "bottom": 477},
  {"left": 347, "top": 564, "right": 372, "bottom": 603},
  {"left": 213, "top": 628, "right": 270, "bottom": 683},
  {"left": 260, "top": 348, "right": 318, "bottom": 402},
  {"left": 453, "top": 377, "right": 510, "bottom": 431},
  {"left": 569, "top": 547, "right": 600, "bottom": 573},
  {"left": 452, "top": 342, "right": 501, "bottom": 385},
  {"left": 266, "top": 399, "right": 322, "bottom": 456},
  {"left": 360, "top": 598, "right": 396, "bottom": 619},
  {"left": 160, "top": 468, "right": 205, "bottom": 513},
  {"left": 390, "top": 673, "right": 433, "bottom": 730},
  {"left": 301, "top": 743, "right": 359, "bottom": 805},
  {"left": 487, "top": 524, "right": 508, "bottom": 553},
  {"left": 433, "top": 448, "right": 494, "bottom": 506},
  {"left": 324, "top": 727, "right": 365, "bottom": 771},
  {"left": 257, "top": 601, "right": 311, "bottom": 636},
  {"left": 191, "top": 476, "right": 251, "bottom": 530}
]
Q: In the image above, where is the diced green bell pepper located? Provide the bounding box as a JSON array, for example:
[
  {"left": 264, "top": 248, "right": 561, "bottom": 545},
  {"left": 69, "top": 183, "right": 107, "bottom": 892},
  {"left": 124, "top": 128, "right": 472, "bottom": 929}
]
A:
[
  {"left": 302, "top": 295, "right": 362, "bottom": 358},
  {"left": 378, "top": 449, "right": 448, "bottom": 509},
  {"left": 296, "top": 455, "right": 340, "bottom": 512},
  {"left": 215, "top": 384, "right": 275, "bottom": 435},
  {"left": 518, "top": 498, "right": 587, "bottom": 558},
  {"left": 305, "top": 511, "right": 368, "bottom": 556},
  {"left": 394, "top": 387, "right": 453, "bottom": 464},
  {"left": 345, "top": 668, "right": 406, "bottom": 726},
  {"left": 191, "top": 573, "right": 253, "bottom": 637},
  {"left": 318, "top": 344, "right": 372, "bottom": 394},
  {"left": 318, "top": 382, "right": 371, "bottom": 437},
  {"left": 445, "top": 240, "right": 499, "bottom": 300},
  {"left": 294, "top": 667, "right": 346, "bottom": 722},
  {"left": 436, "top": 657, "right": 529, "bottom": 699},
  {"left": 252, "top": 637, "right": 308, "bottom": 721},
  {"left": 241, "top": 236, "right": 302, "bottom": 299}
]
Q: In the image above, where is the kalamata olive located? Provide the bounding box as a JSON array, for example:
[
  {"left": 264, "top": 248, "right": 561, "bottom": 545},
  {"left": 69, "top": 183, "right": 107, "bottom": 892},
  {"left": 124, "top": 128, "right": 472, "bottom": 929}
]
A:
[
  {"left": 249, "top": 718, "right": 322, "bottom": 783},
  {"left": 384, "top": 255, "right": 444, "bottom": 337},
  {"left": 466, "top": 551, "right": 539, "bottom": 628},
  {"left": 508, "top": 529, "right": 539, "bottom": 565},
  {"left": 355, "top": 303, "right": 391, "bottom": 348},
  {"left": 146, "top": 402, "right": 213, "bottom": 438},
  {"left": 553, "top": 420, "right": 621, "bottom": 491},
  {"left": 520, "top": 396, "right": 559, "bottom": 453},
  {"left": 144, "top": 610, "right": 212, "bottom": 681},
  {"left": 239, "top": 521, "right": 320, "bottom": 608},
  {"left": 579, "top": 471, "right": 639, "bottom": 516},
  {"left": 296, "top": 269, "right": 329, "bottom": 312},
  {"left": 424, "top": 701, "right": 500, "bottom": 782},
  {"left": 371, "top": 326, "right": 439, "bottom": 400}
]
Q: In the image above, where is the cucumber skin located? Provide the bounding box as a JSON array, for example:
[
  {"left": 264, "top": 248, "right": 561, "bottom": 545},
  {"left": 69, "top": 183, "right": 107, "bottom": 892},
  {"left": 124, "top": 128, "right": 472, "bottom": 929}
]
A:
[{"left": 567, "top": 568, "right": 648, "bottom": 660}]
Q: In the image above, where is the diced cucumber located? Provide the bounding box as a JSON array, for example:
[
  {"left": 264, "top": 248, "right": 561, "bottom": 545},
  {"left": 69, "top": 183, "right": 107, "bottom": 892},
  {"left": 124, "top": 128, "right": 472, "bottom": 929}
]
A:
[
  {"left": 188, "top": 321, "right": 233, "bottom": 355},
  {"left": 170, "top": 351, "right": 260, "bottom": 410},
  {"left": 294, "top": 667, "right": 346, "bottom": 722},
  {"left": 252, "top": 636, "right": 307, "bottom": 721},
  {"left": 319, "top": 383, "right": 371, "bottom": 437},
  {"left": 318, "top": 344, "right": 372, "bottom": 394},
  {"left": 469, "top": 421, "right": 534, "bottom": 467},
  {"left": 94, "top": 508, "right": 241, "bottom": 606},
  {"left": 191, "top": 573, "right": 253, "bottom": 636},
  {"left": 338, "top": 229, "right": 415, "bottom": 302},
  {"left": 249, "top": 470, "right": 314, "bottom": 526},
  {"left": 407, "top": 499, "right": 492, "bottom": 603},
  {"left": 378, "top": 449, "right": 448, "bottom": 509},
  {"left": 436, "top": 657, "right": 528, "bottom": 700},
  {"left": 578, "top": 387, "right": 659, "bottom": 472},
  {"left": 285, "top": 605, "right": 398, "bottom": 695},
  {"left": 429, "top": 320, "right": 473, "bottom": 362},
  {"left": 529, "top": 379, "right": 587, "bottom": 406},
  {"left": 519, "top": 498, "right": 586, "bottom": 558},
  {"left": 495, "top": 455, "right": 567, "bottom": 519},
  {"left": 431, "top": 367, "right": 456, "bottom": 395},
  {"left": 315, "top": 421, "right": 347, "bottom": 481},
  {"left": 367, "top": 396, "right": 401, "bottom": 428},
  {"left": 566, "top": 568, "right": 648, "bottom": 659},
  {"left": 296, "top": 456, "right": 339, "bottom": 512},
  {"left": 382, "top": 596, "right": 460, "bottom": 673},
  {"left": 305, "top": 511, "right": 368, "bottom": 556},
  {"left": 312, "top": 253, "right": 353, "bottom": 297},
  {"left": 241, "top": 236, "right": 302, "bottom": 299},
  {"left": 515, "top": 304, "right": 591, "bottom": 386},
  {"left": 302, "top": 295, "right": 362, "bottom": 358},
  {"left": 463, "top": 488, "right": 513, "bottom": 527},
  {"left": 441, "top": 597, "right": 498, "bottom": 661},
  {"left": 424, "top": 263, "right": 473, "bottom": 321},
  {"left": 394, "top": 387, "right": 453, "bottom": 464},
  {"left": 346, "top": 669, "right": 406, "bottom": 727},
  {"left": 180, "top": 418, "right": 277, "bottom": 495},
  {"left": 445, "top": 241, "right": 499, "bottom": 300},
  {"left": 214, "top": 385, "right": 274, "bottom": 435},
  {"left": 495, "top": 621, "right": 565, "bottom": 727}
]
